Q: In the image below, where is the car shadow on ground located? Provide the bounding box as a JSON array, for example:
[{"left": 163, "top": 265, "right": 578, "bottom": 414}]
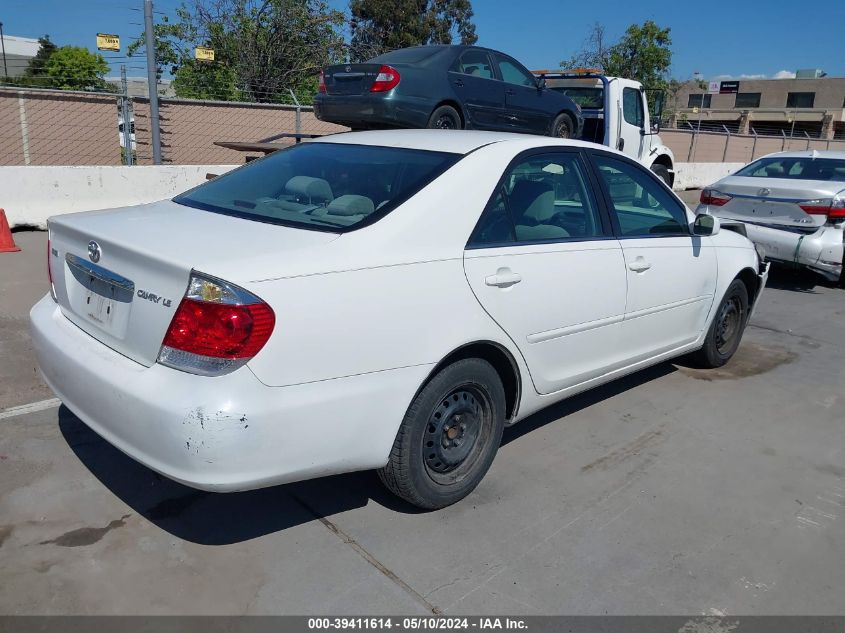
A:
[
  {"left": 764, "top": 263, "right": 841, "bottom": 293},
  {"left": 59, "top": 362, "right": 676, "bottom": 546}
]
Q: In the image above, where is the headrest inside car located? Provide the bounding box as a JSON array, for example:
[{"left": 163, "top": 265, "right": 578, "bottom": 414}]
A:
[
  {"left": 326, "top": 195, "right": 375, "bottom": 217},
  {"left": 285, "top": 176, "right": 334, "bottom": 202}
]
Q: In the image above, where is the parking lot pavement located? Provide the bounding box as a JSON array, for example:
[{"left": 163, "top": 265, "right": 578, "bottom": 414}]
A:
[{"left": 1, "top": 229, "right": 844, "bottom": 615}]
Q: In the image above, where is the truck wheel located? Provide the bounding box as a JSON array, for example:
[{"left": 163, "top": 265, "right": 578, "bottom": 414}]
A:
[
  {"left": 651, "top": 164, "right": 672, "bottom": 188},
  {"left": 690, "top": 279, "right": 749, "bottom": 369},
  {"left": 551, "top": 113, "right": 574, "bottom": 139},
  {"left": 378, "top": 358, "right": 506, "bottom": 509},
  {"left": 427, "top": 105, "right": 462, "bottom": 130}
]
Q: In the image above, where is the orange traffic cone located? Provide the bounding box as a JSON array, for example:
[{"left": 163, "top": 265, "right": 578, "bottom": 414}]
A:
[{"left": 0, "top": 209, "right": 21, "bottom": 253}]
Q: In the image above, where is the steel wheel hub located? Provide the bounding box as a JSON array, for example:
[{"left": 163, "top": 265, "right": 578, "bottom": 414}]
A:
[
  {"left": 424, "top": 389, "right": 482, "bottom": 473},
  {"left": 716, "top": 297, "right": 742, "bottom": 353}
]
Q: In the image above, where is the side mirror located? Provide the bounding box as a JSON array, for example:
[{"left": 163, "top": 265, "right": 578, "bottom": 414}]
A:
[
  {"left": 536, "top": 76, "right": 546, "bottom": 91},
  {"left": 651, "top": 118, "right": 661, "bottom": 134},
  {"left": 693, "top": 213, "right": 720, "bottom": 236}
]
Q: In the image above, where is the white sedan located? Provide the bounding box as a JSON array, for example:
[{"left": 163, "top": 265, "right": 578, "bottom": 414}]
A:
[{"left": 31, "top": 130, "right": 768, "bottom": 509}]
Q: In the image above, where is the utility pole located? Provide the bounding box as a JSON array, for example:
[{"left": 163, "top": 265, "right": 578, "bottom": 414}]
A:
[
  {"left": 0, "top": 22, "right": 8, "bottom": 77},
  {"left": 144, "top": 0, "right": 162, "bottom": 164},
  {"left": 120, "top": 64, "right": 134, "bottom": 166}
]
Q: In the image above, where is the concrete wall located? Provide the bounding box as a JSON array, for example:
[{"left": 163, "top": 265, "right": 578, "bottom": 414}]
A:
[
  {"left": 1, "top": 164, "right": 238, "bottom": 228},
  {"left": 673, "top": 162, "right": 744, "bottom": 190}
]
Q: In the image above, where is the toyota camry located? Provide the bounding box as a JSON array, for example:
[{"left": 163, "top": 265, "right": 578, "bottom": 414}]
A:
[{"left": 32, "top": 130, "right": 768, "bottom": 509}]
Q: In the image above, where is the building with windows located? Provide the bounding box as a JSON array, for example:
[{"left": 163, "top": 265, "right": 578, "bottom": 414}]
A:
[{"left": 671, "top": 74, "right": 845, "bottom": 139}]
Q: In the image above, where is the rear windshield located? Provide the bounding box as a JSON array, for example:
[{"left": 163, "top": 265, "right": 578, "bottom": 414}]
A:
[
  {"left": 174, "top": 143, "right": 460, "bottom": 232},
  {"left": 735, "top": 157, "right": 845, "bottom": 182},
  {"left": 550, "top": 87, "right": 604, "bottom": 109},
  {"left": 370, "top": 47, "right": 442, "bottom": 64}
]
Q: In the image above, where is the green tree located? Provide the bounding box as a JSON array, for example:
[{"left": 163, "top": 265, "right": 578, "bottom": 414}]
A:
[
  {"left": 130, "top": 0, "right": 346, "bottom": 103},
  {"left": 349, "top": 0, "right": 477, "bottom": 62},
  {"left": 44, "top": 46, "right": 111, "bottom": 91},
  {"left": 562, "top": 20, "right": 672, "bottom": 88},
  {"left": 25, "top": 35, "right": 58, "bottom": 80}
]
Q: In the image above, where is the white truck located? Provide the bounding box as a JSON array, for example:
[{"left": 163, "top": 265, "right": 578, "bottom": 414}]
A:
[{"left": 534, "top": 69, "right": 676, "bottom": 188}]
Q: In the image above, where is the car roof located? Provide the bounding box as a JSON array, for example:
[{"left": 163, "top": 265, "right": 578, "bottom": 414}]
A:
[
  {"left": 311, "top": 129, "right": 609, "bottom": 155},
  {"left": 756, "top": 150, "right": 845, "bottom": 161}
]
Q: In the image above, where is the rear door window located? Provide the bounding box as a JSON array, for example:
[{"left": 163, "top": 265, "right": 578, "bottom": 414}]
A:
[
  {"left": 174, "top": 143, "right": 459, "bottom": 232},
  {"left": 450, "top": 50, "right": 494, "bottom": 79}
]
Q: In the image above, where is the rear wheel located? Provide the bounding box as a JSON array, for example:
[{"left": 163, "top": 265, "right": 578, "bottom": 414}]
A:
[
  {"left": 551, "top": 112, "right": 574, "bottom": 139},
  {"left": 691, "top": 279, "right": 749, "bottom": 368},
  {"left": 427, "top": 105, "right": 462, "bottom": 130},
  {"left": 378, "top": 358, "right": 506, "bottom": 509}
]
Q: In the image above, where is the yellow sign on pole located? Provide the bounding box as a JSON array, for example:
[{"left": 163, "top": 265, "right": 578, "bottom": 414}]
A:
[
  {"left": 195, "top": 47, "right": 215, "bottom": 61},
  {"left": 96, "top": 33, "right": 120, "bottom": 52}
]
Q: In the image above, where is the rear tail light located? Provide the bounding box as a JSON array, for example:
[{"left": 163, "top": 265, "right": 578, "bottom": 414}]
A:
[
  {"left": 370, "top": 65, "right": 400, "bottom": 92},
  {"left": 158, "top": 272, "right": 275, "bottom": 376},
  {"left": 700, "top": 189, "right": 732, "bottom": 207},
  {"left": 318, "top": 69, "right": 326, "bottom": 93},
  {"left": 799, "top": 195, "right": 845, "bottom": 220}
]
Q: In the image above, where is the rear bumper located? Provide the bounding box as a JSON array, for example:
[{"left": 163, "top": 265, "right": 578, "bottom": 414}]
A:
[
  {"left": 314, "top": 93, "right": 431, "bottom": 129},
  {"left": 30, "top": 295, "right": 430, "bottom": 492},
  {"left": 701, "top": 206, "right": 843, "bottom": 281}
]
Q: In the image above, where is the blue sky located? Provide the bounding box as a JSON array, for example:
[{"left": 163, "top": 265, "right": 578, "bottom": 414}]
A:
[{"left": 2, "top": 0, "right": 843, "bottom": 80}]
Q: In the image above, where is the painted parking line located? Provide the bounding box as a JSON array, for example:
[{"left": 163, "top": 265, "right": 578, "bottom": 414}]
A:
[{"left": 0, "top": 398, "right": 61, "bottom": 420}]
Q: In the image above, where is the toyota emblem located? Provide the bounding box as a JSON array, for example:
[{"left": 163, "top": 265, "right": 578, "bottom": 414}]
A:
[
  {"left": 88, "top": 240, "right": 101, "bottom": 263},
  {"left": 758, "top": 187, "right": 770, "bottom": 196},
  {"left": 345, "top": 65, "right": 351, "bottom": 73}
]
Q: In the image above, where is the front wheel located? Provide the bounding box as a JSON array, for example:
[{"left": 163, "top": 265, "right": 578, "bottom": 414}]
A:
[
  {"left": 427, "top": 105, "right": 462, "bottom": 130},
  {"left": 551, "top": 112, "right": 575, "bottom": 139},
  {"left": 690, "top": 279, "right": 749, "bottom": 368},
  {"left": 651, "top": 163, "right": 672, "bottom": 188},
  {"left": 378, "top": 358, "right": 506, "bottom": 509}
]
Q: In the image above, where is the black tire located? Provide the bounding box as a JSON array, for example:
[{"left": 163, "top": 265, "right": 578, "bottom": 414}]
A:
[
  {"left": 427, "top": 105, "right": 462, "bottom": 130},
  {"left": 651, "top": 163, "right": 672, "bottom": 188},
  {"left": 378, "top": 358, "right": 506, "bottom": 509},
  {"left": 551, "top": 112, "right": 575, "bottom": 139},
  {"left": 691, "top": 279, "right": 749, "bottom": 368}
]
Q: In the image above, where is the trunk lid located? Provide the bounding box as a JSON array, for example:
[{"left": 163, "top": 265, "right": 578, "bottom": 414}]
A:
[
  {"left": 48, "top": 200, "right": 338, "bottom": 367},
  {"left": 713, "top": 175, "right": 841, "bottom": 229},
  {"left": 323, "top": 63, "right": 383, "bottom": 95}
]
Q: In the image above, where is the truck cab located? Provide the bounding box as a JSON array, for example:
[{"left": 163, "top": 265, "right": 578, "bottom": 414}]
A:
[{"left": 533, "top": 69, "right": 676, "bottom": 188}]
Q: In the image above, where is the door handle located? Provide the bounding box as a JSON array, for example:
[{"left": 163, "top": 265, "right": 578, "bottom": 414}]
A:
[
  {"left": 628, "top": 256, "right": 651, "bottom": 273},
  {"left": 485, "top": 268, "right": 522, "bottom": 288},
  {"left": 505, "top": 88, "right": 515, "bottom": 96}
]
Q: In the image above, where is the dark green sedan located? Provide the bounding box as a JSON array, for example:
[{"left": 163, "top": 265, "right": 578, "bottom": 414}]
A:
[{"left": 314, "top": 45, "right": 584, "bottom": 139}]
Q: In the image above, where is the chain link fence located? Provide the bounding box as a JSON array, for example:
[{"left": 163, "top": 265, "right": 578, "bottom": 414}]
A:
[
  {"left": 660, "top": 123, "right": 845, "bottom": 165},
  {"left": 3, "top": 72, "right": 845, "bottom": 167},
  {"left": 0, "top": 86, "right": 124, "bottom": 166},
  {"left": 1, "top": 73, "right": 345, "bottom": 167}
]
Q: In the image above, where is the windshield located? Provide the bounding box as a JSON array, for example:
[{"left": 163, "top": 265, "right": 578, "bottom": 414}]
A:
[
  {"left": 735, "top": 157, "right": 845, "bottom": 182},
  {"left": 174, "top": 142, "right": 460, "bottom": 232},
  {"left": 550, "top": 87, "right": 604, "bottom": 109}
]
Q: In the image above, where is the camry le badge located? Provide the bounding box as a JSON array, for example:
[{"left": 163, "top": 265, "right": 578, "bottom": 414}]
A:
[{"left": 88, "top": 240, "right": 101, "bottom": 263}]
